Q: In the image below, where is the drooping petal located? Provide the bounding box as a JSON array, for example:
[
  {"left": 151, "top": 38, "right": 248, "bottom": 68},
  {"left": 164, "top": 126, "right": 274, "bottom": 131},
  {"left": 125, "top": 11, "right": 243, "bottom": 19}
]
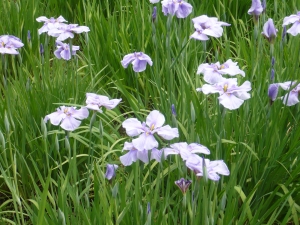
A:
[
  {"left": 175, "top": 2, "right": 193, "bottom": 18},
  {"left": 44, "top": 111, "right": 64, "bottom": 125},
  {"left": 218, "top": 94, "right": 244, "bottom": 110},
  {"left": 190, "top": 31, "right": 209, "bottom": 41},
  {"left": 151, "top": 148, "right": 162, "bottom": 162},
  {"left": 202, "top": 25, "right": 224, "bottom": 38},
  {"left": 155, "top": 125, "right": 179, "bottom": 140},
  {"left": 189, "top": 143, "right": 211, "bottom": 155},
  {"left": 122, "top": 118, "right": 144, "bottom": 137},
  {"left": 209, "top": 160, "right": 230, "bottom": 176},
  {"left": 120, "top": 149, "right": 138, "bottom": 166},
  {"left": 137, "top": 150, "right": 150, "bottom": 163},
  {"left": 282, "top": 92, "right": 299, "bottom": 106},
  {"left": 121, "top": 53, "right": 136, "bottom": 68},
  {"left": 163, "top": 147, "right": 180, "bottom": 158},
  {"left": 132, "top": 133, "right": 158, "bottom": 151},
  {"left": 60, "top": 116, "right": 81, "bottom": 131},
  {"left": 60, "top": 48, "right": 71, "bottom": 60},
  {"left": 282, "top": 15, "right": 300, "bottom": 26},
  {"left": 286, "top": 21, "right": 300, "bottom": 36},
  {"left": 132, "top": 58, "right": 148, "bottom": 72},
  {"left": 72, "top": 107, "right": 89, "bottom": 120}
]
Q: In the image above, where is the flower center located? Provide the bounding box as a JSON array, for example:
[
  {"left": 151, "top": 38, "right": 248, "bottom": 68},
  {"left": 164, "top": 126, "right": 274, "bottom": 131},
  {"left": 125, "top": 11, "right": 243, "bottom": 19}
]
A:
[{"left": 223, "top": 84, "right": 228, "bottom": 92}]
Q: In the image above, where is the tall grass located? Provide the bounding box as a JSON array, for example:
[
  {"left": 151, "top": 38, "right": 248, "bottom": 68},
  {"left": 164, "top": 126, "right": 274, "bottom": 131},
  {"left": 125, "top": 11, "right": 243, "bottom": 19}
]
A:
[{"left": 0, "top": 0, "right": 299, "bottom": 224}]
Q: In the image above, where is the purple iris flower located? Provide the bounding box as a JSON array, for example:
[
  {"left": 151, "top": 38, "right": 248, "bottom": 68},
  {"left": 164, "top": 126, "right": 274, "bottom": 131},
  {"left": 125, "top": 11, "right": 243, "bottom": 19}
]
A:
[
  {"left": 0, "top": 35, "right": 24, "bottom": 55},
  {"left": 122, "top": 110, "right": 179, "bottom": 151},
  {"left": 248, "top": 0, "right": 263, "bottom": 21},
  {"left": 48, "top": 23, "right": 90, "bottom": 41},
  {"left": 54, "top": 41, "right": 79, "bottom": 60},
  {"left": 121, "top": 52, "right": 153, "bottom": 73},
  {"left": 262, "top": 18, "right": 278, "bottom": 43},
  {"left": 197, "top": 78, "right": 252, "bottom": 110},
  {"left": 36, "top": 16, "right": 67, "bottom": 35},
  {"left": 105, "top": 164, "right": 118, "bottom": 180},
  {"left": 164, "top": 142, "right": 210, "bottom": 161},
  {"left": 44, "top": 106, "right": 89, "bottom": 131},
  {"left": 175, "top": 178, "right": 192, "bottom": 194},
  {"left": 282, "top": 12, "right": 300, "bottom": 36},
  {"left": 86, "top": 93, "right": 121, "bottom": 112},
  {"left": 119, "top": 142, "right": 162, "bottom": 166},
  {"left": 278, "top": 81, "right": 300, "bottom": 106},
  {"left": 185, "top": 155, "right": 230, "bottom": 181},
  {"left": 161, "top": 0, "right": 193, "bottom": 19},
  {"left": 268, "top": 83, "right": 279, "bottom": 102},
  {"left": 197, "top": 59, "right": 245, "bottom": 84},
  {"left": 190, "top": 15, "right": 230, "bottom": 41}
]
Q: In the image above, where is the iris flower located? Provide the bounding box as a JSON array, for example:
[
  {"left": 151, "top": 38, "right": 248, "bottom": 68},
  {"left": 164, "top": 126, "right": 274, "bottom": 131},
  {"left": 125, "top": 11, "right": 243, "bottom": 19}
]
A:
[
  {"left": 185, "top": 155, "right": 230, "bottom": 181},
  {"left": 122, "top": 110, "right": 179, "bottom": 151},
  {"left": 48, "top": 23, "right": 90, "bottom": 41},
  {"left": 197, "top": 78, "right": 251, "bottom": 110},
  {"left": 248, "top": 0, "right": 263, "bottom": 21},
  {"left": 54, "top": 41, "right": 79, "bottom": 60},
  {"left": 121, "top": 52, "right": 153, "bottom": 72},
  {"left": 161, "top": 0, "right": 193, "bottom": 18},
  {"left": 191, "top": 15, "right": 230, "bottom": 41},
  {"left": 105, "top": 164, "right": 118, "bottom": 180},
  {"left": 36, "top": 16, "right": 67, "bottom": 35},
  {"left": 278, "top": 81, "right": 300, "bottom": 106},
  {"left": 268, "top": 83, "right": 279, "bottom": 102},
  {"left": 197, "top": 59, "right": 245, "bottom": 84},
  {"left": 44, "top": 106, "right": 89, "bottom": 131},
  {"left": 262, "top": 18, "right": 278, "bottom": 43},
  {"left": 0, "top": 35, "right": 24, "bottom": 55},
  {"left": 120, "top": 142, "right": 162, "bottom": 166},
  {"left": 164, "top": 142, "right": 210, "bottom": 160},
  {"left": 282, "top": 12, "right": 300, "bottom": 36},
  {"left": 86, "top": 93, "right": 121, "bottom": 112}
]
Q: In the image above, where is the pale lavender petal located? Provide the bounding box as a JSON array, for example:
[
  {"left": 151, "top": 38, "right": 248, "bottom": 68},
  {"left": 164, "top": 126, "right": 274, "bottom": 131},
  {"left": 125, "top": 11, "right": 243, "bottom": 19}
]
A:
[
  {"left": 137, "top": 150, "right": 150, "bottom": 163},
  {"left": 209, "top": 160, "right": 230, "bottom": 176},
  {"left": 54, "top": 48, "right": 62, "bottom": 59},
  {"left": 186, "top": 154, "right": 202, "bottom": 174},
  {"left": 71, "top": 107, "right": 89, "bottom": 120},
  {"left": 201, "top": 84, "right": 222, "bottom": 94},
  {"left": 60, "top": 116, "right": 81, "bottom": 131},
  {"left": 71, "top": 26, "right": 90, "bottom": 33},
  {"left": 122, "top": 118, "right": 144, "bottom": 136},
  {"left": 282, "top": 92, "right": 299, "bottom": 106},
  {"left": 286, "top": 22, "right": 300, "bottom": 36},
  {"left": 132, "top": 59, "right": 148, "bottom": 72},
  {"left": 283, "top": 15, "right": 300, "bottom": 26},
  {"left": 218, "top": 94, "right": 244, "bottom": 110},
  {"left": 132, "top": 133, "right": 158, "bottom": 151},
  {"left": 202, "top": 25, "right": 224, "bottom": 38},
  {"left": 121, "top": 53, "right": 136, "bottom": 68},
  {"left": 189, "top": 143, "right": 210, "bottom": 155},
  {"left": 57, "top": 32, "right": 74, "bottom": 41},
  {"left": 61, "top": 48, "right": 71, "bottom": 60},
  {"left": 163, "top": 147, "right": 180, "bottom": 158},
  {"left": 36, "top": 16, "right": 49, "bottom": 22},
  {"left": 203, "top": 73, "right": 226, "bottom": 84},
  {"left": 120, "top": 150, "right": 138, "bottom": 166},
  {"left": 151, "top": 148, "right": 162, "bottom": 162},
  {"left": 155, "top": 125, "right": 179, "bottom": 140},
  {"left": 190, "top": 32, "right": 209, "bottom": 41},
  {"left": 44, "top": 111, "right": 64, "bottom": 125},
  {"left": 175, "top": 2, "right": 193, "bottom": 18},
  {"left": 146, "top": 110, "right": 165, "bottom": 129}
]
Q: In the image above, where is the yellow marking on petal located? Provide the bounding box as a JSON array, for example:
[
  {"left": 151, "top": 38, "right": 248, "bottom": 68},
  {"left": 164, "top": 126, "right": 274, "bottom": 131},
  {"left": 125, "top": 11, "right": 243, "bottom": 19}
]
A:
[
  {"left": 223, "top": 84, "right": 228, "bottom": 92},
  {"left": 220, "top": 64, "right": 225, "bottom": 69},
  {"left": 63, "top": 108, "right": 68, "bottom": 113},
  {"left": 150, "top": 124, "right": 155, "bottom": 131}
]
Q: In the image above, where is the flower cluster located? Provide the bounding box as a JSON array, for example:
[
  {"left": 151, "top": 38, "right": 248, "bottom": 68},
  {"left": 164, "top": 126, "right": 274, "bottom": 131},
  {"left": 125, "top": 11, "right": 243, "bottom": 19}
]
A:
[
  {"left": 0, "top": 35, "right": 24, "bottom": 55},
  {"left": 36, "top": 15, "right": 90, "bottom": 60},
  {"left": 44, "top": 93, "right": 121, "bottom": 131},
  {"left": 150, "top": 0, "right": 193, "bottom": 19},
  {"left": 190, "top": 15, "right": 230, "bottom": 41},
  {"left": 268, "top": 81, "right": 300, "bottom": 106},
  {"left": 196, "top": 58, "right": 251, "bottom": 110},
  {"left": 164, "top": 142, "right": 229, "bottom": 181},
  {"left": 121, "top": 110, "right": 179, "bottom": 166}
]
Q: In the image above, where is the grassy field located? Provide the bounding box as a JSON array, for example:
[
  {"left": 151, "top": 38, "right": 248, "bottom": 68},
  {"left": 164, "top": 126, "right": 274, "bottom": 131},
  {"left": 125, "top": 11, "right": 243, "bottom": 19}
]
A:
[{"left": 0, "top": 0, "right": 299, "bottom": 224}]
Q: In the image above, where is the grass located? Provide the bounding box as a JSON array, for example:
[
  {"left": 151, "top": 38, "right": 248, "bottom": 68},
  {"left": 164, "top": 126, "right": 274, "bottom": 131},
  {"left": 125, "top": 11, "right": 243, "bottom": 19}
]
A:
[{"left": 0, "top": 0, "right": 299, "bottom": 224}]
